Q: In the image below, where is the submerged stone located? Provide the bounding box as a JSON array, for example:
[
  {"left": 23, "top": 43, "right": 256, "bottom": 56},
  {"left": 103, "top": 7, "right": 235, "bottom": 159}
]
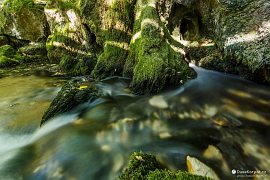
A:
[{"left": 41, "top": 77, "right": 100, "bottom": 125}]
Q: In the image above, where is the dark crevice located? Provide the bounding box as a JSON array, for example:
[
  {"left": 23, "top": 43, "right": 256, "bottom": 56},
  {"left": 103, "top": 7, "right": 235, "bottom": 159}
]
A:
[
  {"left": 180, "top": 18, "right": 192, "bottom": 39},
  {"left": 82, "top": 23, "right": 101, "bottom": 51}
]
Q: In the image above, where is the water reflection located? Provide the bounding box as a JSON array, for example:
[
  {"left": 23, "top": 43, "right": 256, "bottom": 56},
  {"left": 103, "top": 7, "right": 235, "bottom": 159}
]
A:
[
  {"left": 0, "top": 76, "right": 64, "bottom": 134},
  {"left": 0, "top": 66, "right": 269, "bottom": 179}
]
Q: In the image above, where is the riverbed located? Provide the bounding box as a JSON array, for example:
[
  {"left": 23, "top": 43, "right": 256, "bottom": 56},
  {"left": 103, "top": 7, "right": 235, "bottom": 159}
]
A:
[{"left": 0, "top": 65, "right": 269, "bottom": 179}]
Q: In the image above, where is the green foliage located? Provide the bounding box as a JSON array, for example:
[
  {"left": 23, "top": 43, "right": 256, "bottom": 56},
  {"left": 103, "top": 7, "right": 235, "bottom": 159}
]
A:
[
  {"left": 47, "top": 0, "right": 79, "bottom": 10},
  {"left": 118, "top": 152, "right": 210, "bottom": 180},
  {"left": 0, "top": 45, "right": 23, "bottom": 67},
  {"left": 118, "top": 152, "right": 161, "bottom": 180},
  {"left": 147, "top": 170, "right": 211, "bottom": 180}
]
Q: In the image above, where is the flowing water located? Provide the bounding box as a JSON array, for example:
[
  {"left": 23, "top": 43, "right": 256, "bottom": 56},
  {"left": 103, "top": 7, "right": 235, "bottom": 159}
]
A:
[{"left": 0, "top": 66, "right": 269, "bottom": 180}]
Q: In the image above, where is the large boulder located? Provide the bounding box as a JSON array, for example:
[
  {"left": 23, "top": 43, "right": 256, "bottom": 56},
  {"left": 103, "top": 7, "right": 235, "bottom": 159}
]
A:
[
  {"left": 198, "top": 0, "right": 270, "bottom": 83},
  {"left": 124, "top": 1, "right": 195, "bottom": 94},
  {"left": 0, "top": 0, "right": 49, "bottom": 42}
]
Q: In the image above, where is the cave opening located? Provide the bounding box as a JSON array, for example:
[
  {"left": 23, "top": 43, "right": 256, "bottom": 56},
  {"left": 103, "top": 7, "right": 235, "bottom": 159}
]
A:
[{"left": 179, "top": 18, "right": 194, "bottom": 40}]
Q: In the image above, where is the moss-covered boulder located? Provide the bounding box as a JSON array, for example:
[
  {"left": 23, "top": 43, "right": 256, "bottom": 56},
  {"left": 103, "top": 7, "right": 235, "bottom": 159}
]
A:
[
  {"left": 0, "top": 0, "right": 49, "bottom": 42},
  {"left": 0, "top": 45, "right": 24, "bottom": 67},
  {"left": 41, "top": 77, "right": 100, "bottom": 125},
  {"left": 118, "top": 152, "right": 210, "bottom": 180},
  {"left": 124, "top": 2, "right": 195, "bottom": 94}
]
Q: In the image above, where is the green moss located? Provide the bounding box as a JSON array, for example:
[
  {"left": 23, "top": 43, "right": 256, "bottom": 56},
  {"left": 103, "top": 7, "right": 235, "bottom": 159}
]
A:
[
  {"left": 118, "top": 152, "right": 162, "bottom": 180},
  {"left": 59, "top": 54, "right": 96, "bottom": 75},
  {"left": 47, "top": 0, "right": 81, "bottom": 11},
  {"left": 92, "top": 43, "right": 129, "bottom": 78},
  {"left": 0, "top": 45, "right": 23, "bottom": 67},
  {"left": 41, "top": 78, "right": 100, "bottom": 125},
  {"left": 125, "top": 5, "right": 195, "bottom": 94},
  {"left": 92, "top": 0, "right": 136, "bottom": 78},
  {"left": 147, "top": 170, "right": 211, "bottom": 180},
  {"left": 118, "top": 152, "right": 210, "bottom": 180},
  {"left": 2, "top": 0, "right": 38, "bottom": 13}
]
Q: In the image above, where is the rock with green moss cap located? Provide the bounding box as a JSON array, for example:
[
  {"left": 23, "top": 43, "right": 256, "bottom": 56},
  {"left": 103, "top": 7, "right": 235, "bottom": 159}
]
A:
[
  {"left": 0, "top": 0, "right": 49, "bottom": 42},
  {"left": 41, "top": 77, "right": 100, "bottom": 125},
  {"left": 0, "top": 45, "right": 24, "bottom": 67},
  {"left": 124, "top": 1, "right": 196, "bottom": 94},
  {"left": 118, "top": 152, "right": 210, "bottom": 180}
]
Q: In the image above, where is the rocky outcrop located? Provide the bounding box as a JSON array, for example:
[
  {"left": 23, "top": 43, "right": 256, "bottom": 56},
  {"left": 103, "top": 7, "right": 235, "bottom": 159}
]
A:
[
  {"left": 165, "top": 0, "right": 270, "bottom": 84},
  {"left": 42, "top": 0, "right": 195, "bottom": 93},
  {"left": 124, "top": 1, "right": 195, "bottom": 94}
]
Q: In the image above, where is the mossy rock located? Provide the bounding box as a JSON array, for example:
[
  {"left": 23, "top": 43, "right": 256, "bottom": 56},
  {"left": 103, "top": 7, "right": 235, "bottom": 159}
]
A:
[
  {"left": 59, "top": 54, "right": 96, "bottom": 75},
  {"left": 0, "top": 0, "right": 49, "bottom": 42},
  {"left": 118, "top": 152, "right": 210, "bottom": 180},
  {"left": 45, "top": 2, "right": 99, "bottom": 74},
  {"left": 125, "top": 5, "right": 196, "bottom": 94},
  {"left": 0, "top": 45, "right": 24, "bottom": 67},
  {"left": 18, "top": 42, "right": 48, "bottom": 62},
  {"left": 196, "top": 0, "right": 270, "bottom": 83},
  {"left": 91, "top": 0, "right": 136, "bottom": 79},
  {"left": 41, "top": 77, "right": 100, "bottom": 125}
]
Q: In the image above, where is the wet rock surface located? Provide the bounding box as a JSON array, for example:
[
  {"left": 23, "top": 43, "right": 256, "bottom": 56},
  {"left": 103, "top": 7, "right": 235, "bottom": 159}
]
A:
[{"left": 41, "top": 77, "right": 100, "bottom": 125}]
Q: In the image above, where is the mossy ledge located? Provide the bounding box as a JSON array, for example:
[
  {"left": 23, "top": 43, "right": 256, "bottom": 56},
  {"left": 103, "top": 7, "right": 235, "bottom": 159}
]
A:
[{"left": 118, "top": 152, "right": 210, "bottom": 180}]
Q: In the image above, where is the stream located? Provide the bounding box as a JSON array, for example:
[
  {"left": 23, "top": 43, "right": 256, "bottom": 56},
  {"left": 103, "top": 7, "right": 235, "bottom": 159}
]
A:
[{"left": 0, "top": 65, "right": 269, "bottom": 180}]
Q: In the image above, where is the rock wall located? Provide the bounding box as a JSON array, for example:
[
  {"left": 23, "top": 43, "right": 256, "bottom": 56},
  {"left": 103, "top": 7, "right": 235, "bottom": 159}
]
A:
[
  {"left": 166, "top": 0, "right": 270, "bottom": 84},
  {"left": 0, "top": 0, "right": 269, "bottom": 92},
  {"left": 44, "top": 0, "right": 195, "bottom": 93}
]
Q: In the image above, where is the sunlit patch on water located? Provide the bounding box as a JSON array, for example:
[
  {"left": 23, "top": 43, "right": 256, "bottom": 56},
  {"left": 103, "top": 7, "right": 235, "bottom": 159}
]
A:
[
  {"left": 0, "top": 75, "right": 64, "bottom": 134},
  {"left": 0, "top": 67, "right": 269, "bottom": 179}
]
